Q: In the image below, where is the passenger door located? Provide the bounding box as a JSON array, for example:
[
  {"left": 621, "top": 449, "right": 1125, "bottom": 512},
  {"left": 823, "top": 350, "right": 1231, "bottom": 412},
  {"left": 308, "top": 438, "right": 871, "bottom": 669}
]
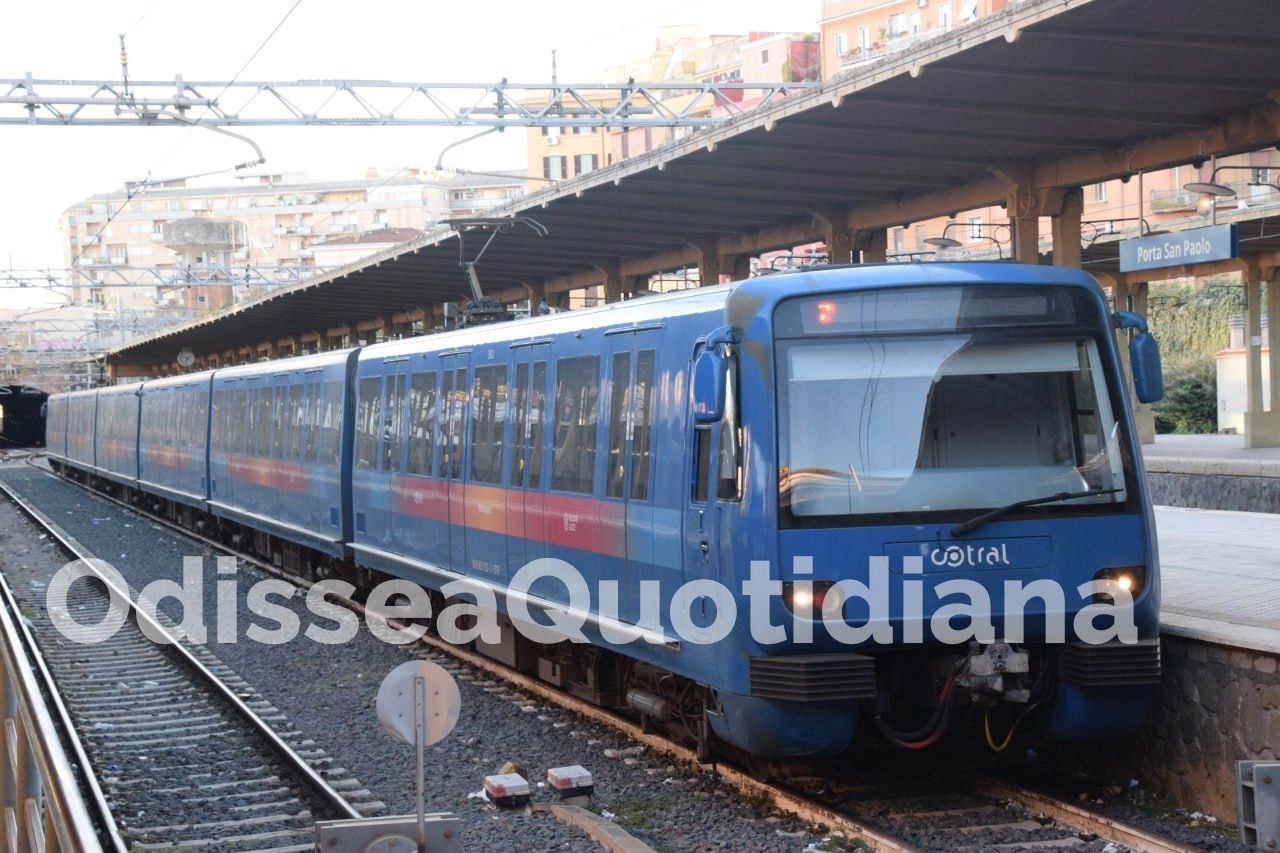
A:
[
  {"left": 605, "top": 330, "right": 660, "bottom": 624},
  {"left": 506, "top": 343, "right": 550, "bottom": 579},
  {"left": 439, "top": 353, "right": 470, "bottom": 574}
]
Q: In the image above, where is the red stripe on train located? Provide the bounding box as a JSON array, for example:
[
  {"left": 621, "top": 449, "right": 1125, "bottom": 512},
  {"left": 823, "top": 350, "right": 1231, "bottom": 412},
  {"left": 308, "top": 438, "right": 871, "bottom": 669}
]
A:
[{"left": 390, "top": 475, "right": 626, "bottom": 558}]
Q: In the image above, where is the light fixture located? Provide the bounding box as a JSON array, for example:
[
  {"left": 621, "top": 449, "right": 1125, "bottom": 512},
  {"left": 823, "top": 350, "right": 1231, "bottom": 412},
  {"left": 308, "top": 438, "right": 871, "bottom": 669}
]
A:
[
  {"left": 923, "top": 236, "right": 962, "bottom": 249},
  {"left": 1183, "top": 180, "right": 1236, "bottom": 198}
]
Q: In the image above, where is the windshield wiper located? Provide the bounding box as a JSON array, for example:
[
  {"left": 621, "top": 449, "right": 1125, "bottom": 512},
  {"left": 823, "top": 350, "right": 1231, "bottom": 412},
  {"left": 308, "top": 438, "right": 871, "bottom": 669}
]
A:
[{"left": 950, "top": 488, "right": 1123, "bottom": 537}]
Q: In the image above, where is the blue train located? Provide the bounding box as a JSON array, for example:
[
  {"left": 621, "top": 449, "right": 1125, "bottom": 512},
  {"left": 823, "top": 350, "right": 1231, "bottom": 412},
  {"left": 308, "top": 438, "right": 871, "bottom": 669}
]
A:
[{"left": 46, "top": 263, "right": 1164, "bottom": 764}]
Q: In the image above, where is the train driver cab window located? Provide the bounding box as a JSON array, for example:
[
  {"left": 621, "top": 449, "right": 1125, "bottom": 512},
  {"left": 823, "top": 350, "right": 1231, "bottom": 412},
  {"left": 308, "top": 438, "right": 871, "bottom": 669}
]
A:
[{"left": 551, "top": 355, "right": 600, "bottom": 494}]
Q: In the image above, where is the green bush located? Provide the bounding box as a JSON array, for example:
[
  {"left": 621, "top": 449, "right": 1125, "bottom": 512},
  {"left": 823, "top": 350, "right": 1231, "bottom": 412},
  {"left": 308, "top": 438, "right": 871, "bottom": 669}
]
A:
[{"left": 1154, "top": 360, "right": 1218, "bottom": 434}]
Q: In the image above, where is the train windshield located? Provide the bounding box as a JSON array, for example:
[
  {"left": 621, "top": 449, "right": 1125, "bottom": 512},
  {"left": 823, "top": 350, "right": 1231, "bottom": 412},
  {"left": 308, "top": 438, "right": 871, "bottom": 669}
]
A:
[{"left": 774, "top": 284, "right": 1130, "bottom": 525}]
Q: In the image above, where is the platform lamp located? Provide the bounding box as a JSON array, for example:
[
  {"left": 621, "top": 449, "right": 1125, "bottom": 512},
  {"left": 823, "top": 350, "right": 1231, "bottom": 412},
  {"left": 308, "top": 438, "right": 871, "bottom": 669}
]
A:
[
  {"left": 923, "top": 222, "right": 1010, "bottom": 259},
  {"left": 1184, "top": 165, "right": 1280, "bottom": 225}
]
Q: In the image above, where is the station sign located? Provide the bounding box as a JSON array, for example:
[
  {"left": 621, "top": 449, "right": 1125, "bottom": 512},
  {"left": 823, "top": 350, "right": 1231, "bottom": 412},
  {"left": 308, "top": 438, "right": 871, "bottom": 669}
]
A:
[{"left": 1118, "top": 223, "right": 1239, "bottom": 273}]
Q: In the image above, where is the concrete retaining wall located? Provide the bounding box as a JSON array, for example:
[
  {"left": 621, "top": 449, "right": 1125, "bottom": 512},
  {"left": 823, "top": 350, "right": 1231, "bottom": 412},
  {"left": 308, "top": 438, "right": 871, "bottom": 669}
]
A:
[
  {"left": 1127, "top": 634, "right": 1280, "bottom": 821},
  {"left": 1147, "top": 471, "right": 1280, "bottom": 513}
]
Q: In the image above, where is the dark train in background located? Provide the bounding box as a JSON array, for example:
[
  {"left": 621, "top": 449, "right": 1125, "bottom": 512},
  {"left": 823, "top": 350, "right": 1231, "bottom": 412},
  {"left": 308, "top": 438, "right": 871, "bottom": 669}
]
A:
[
  {"left": 45, "top": 263, "right": 1165, "bottom": 766},
  {"left": 1, "top": 385, "right": 48, "bottom": 447}
]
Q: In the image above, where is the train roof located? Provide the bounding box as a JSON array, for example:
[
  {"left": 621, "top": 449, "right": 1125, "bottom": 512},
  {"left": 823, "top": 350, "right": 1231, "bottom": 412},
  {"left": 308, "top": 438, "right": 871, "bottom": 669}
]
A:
[
  {"left": 213, "top": 347, "right": 355, "bottom": 381},
  {"left": 142, "top": 371, "right": 214, "bottom": 391},
  {"left": 97, "top": 382, "right": 143, "bottom": 396},
  {"left": 361, "top": 284, "right": 732, "bottom": 362}
]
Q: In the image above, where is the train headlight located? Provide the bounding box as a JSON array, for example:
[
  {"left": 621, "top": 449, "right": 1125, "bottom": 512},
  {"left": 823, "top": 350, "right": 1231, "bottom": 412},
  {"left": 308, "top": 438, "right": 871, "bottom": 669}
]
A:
[
  {"left": 782, "top": 580, "right": 836, "bottom": 616},
  {"left": 1092, "top": 567, "right": 1145, "bottom": 603}
]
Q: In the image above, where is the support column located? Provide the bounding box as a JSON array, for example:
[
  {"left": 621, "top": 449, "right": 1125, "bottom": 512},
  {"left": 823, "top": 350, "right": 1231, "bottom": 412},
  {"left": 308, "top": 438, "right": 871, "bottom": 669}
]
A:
[
  {"left": 1010, "top": 214, "right": 1040, "bottom": 264},
  {"left": 595, "top": 262, "right": 627, "bottom": 303},
  {"left": 1050, "top": 188, "right": 1083, "bottom": 268},
  {"left": 856, "top": 228, "right": 887, "bottom": 264},
  {"left": 1242, "top": 264, "right": 1280, "bottom": 447},
  {"left": 1128, "top": 281, "right": 1156, "bottom": 445}
]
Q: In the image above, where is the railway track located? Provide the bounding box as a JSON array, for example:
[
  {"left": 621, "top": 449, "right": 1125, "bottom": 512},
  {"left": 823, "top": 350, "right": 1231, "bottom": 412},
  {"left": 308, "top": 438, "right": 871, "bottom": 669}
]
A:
[
  {"left": 13, "top": 463, "right": 1200, "bottom": 852},
  {"left": 0, "top": 477, "right": 381, "bottom": 851}
]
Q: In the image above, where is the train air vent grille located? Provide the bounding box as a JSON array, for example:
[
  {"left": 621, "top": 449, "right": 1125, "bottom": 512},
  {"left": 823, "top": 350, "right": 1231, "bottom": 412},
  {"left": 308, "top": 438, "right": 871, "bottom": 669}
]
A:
[
  {"left": 749, "top": 653, "right": 876, "bottom": 701},
  {"left": 1063, "top": 638, "right": 1161, "bottom": 687}
]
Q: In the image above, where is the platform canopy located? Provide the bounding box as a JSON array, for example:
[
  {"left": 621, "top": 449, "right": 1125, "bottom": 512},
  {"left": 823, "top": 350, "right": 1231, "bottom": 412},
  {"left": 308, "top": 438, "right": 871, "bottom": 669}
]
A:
[{"left": 106, "top": 0, "right": 1280, "bottom": 372}]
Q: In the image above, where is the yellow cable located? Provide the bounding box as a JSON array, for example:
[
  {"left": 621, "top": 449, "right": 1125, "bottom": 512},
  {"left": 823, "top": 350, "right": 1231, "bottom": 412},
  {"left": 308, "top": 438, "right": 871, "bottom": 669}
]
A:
[{"left": 984, "top": 702, "right": 1041, "bottom": 752}]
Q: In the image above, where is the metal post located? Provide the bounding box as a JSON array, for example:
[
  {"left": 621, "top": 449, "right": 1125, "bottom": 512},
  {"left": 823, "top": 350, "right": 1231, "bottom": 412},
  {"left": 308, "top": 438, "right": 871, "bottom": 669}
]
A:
[{"left": 415, "top": 674, "right": 426, "bottom": 853}]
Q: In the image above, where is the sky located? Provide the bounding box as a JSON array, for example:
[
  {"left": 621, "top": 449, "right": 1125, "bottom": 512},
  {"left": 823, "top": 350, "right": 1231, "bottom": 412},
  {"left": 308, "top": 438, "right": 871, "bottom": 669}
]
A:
[{"left": 1, "top": 0, "right": 816, "bottom": 307}]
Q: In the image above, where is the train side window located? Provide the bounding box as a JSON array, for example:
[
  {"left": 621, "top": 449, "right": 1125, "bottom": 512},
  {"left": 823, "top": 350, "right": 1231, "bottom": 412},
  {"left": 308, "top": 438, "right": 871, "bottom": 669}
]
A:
[
  {"left": 606, "top": 352, "right": 631, "bottom": 498},
  {"left": 271, "top": 386, "right": 285, "bottom": 459},
  {"left": 448, "top": 367, "right": 468, "bottom": 480},
  {"left": 551, "top": 355, "right": 600, "bottom": 494},
  {"left": 630, "top": 349, "right": 656, "bottom": 501},
  {"left": 527, "top": 361, "right": 547, "bottom": 490},
  {"left": 407, "top": 371, "right": 437, "bottom": 475},
  {"left": 436, "top": 370, "right": 454, "bottom": 478},
  {"left": 301, "top": 384, "right": 316, "bottom": 461},
  {"left": 259, "top": 387, "right": 273, "bottom": 457},
  {"left": 692, "top": 426, "right": 712, "bottom": 503},
  {"left": 383, "top": 374, "right": 406, "bottom": 472},
  {"left": 355, "top": 376, "right": 381, "bottom": 469},
  {"left": 510, "top": 363, "right": 530, "bottom": 486},
  {"left": 321, "top": 380, "right": 343, "bottom": 465},
  {"left": 287, "top": 383, "right": 304, "bottom": 460},
  {"left": 470, "top": 365, "right": 507, "bottom": 484},
  {"left": 195, "top": 389, "right": 209, "bottom": 451}
]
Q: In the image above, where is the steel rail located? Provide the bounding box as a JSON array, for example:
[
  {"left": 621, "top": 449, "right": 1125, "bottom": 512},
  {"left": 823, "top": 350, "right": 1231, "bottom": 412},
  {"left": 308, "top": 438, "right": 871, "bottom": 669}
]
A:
[
  {"left": 0, "top": 477, "right": 363, "bottom": 824},
  {"left": 30, "top": 463, "right": 1199, "bottom": 853}
]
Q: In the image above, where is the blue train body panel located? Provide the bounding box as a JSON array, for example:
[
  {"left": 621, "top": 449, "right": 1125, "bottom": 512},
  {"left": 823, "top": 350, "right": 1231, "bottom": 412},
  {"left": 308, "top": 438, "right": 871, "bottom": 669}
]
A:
[
  {"left": 138, "top": 373, "right": 213, "bottom": 509},
  {"left": 207, "top": 350, "right": 357, "bottom": 557},
  {"left": 63, "top": 390, "right": 98, "bottom": 472},
  {"left": 94, "top": 383, "right": 141, "bottom": 487}
]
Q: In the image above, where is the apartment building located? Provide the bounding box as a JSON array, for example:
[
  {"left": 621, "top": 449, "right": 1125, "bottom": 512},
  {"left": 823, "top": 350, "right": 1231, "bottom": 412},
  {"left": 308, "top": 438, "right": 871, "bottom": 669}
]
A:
[
  {"left": 59, "top": 167, "right": 526, "bottom": 313},
  {"left": 820, "top": 0, "right": 1010, "bottom": 78},
  {"left": 526, "top": 27, "right": 819, "bottom": 182}
]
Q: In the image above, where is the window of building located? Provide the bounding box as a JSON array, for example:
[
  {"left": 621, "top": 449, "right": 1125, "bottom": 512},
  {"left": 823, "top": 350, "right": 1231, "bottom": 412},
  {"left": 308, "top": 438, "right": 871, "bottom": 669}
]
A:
[
  {"left": 355, "top": 376, "right": 381, "bottom": 468},
  {"left": 909, "top": 12, "right": 922, "bottom": 33},
  {"left": 968, "top": 216, "right": 984, "bottom": 242},
  {"left": 1093, "top": 182, "right": 1107, "bottom": 203},
  {"left": 407, "top": 371, "right": 437, "bottom": 475},
  {"left": 469, "top": 365, "right": 507, "bottom": 484},
  {"left": 835, "top": 31, "right": 848, "bottom": 56},
  {"left": 760, "top": 49, "right": 769, "bottom": 64},
  {"left": 915, "top": 224, "right": 927, "bottom": 247},
  {"left": 940, "top": 3, "right": 952, "bottom": 30},
  {"left": 551, "top": 355, "right": 600, "bottom": 494},
  {"left": 573, "top": 125, "right": 592, "bottom": 135},
  {"left": 543, "top": 156, "right": 567, "bottom": 181},
  {"left": 893, "top": 227, "right": 905, "bottom": 254},
  {"left": 574, "top": 153, "right": 598, "bottom": 176},
  {"left": 858, "top": 27, "right": 871, "bottom": 49}
]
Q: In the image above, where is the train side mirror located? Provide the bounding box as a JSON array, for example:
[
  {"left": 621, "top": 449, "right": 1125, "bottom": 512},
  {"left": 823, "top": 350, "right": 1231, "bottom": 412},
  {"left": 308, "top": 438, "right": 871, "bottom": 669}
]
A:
[
  {"left": 1115, "top": 311, "right": 1164, "bottom": 404},
  {"left": 692, "top": 349, "right": 726, "bottom": 423}
]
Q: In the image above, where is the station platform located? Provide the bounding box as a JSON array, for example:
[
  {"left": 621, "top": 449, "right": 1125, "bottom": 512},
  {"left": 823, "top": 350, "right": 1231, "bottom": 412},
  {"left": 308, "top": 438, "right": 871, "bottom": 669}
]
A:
[
  {"left": 1141, "top": 434, "right": 1280, "bottom": 513},
  {"left": 1142, "top": 433, "right": 1280, "bottom": 476},
  {"left": 1153, "top": 504, "right": 1280, "bottom": 653}
]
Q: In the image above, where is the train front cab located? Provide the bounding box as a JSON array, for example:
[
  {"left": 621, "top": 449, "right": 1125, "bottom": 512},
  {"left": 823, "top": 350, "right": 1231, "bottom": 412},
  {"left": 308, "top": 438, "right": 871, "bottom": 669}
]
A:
[{"left": 702, "top": 263, "right": 1163, "bottom": 758}]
